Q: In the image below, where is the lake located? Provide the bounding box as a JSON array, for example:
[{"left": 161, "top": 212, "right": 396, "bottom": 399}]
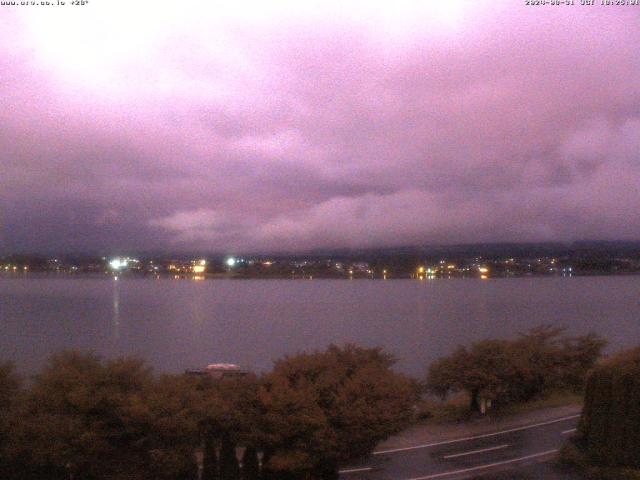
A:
[{"left": 1, "top": 275, "right": 639, "bottom": 377}]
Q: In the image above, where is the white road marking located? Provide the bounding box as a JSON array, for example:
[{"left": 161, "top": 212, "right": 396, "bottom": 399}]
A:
[
  {"left": 404, "top": 449, "right": 559, "bottom": 480},
  {"left": 442, "top": 444, "right": 509, "bottom": 459},
  {"left": 339, "top": 467, "right": 373, "bottom": 474},
  {"left": 562, "top": 428, "right": 577, "bottom": 435},
  {"left": 373, "top": 414, "right": 580, "bottom": 455}
]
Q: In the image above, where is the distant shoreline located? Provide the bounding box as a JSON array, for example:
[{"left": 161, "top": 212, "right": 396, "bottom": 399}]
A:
[{"left": 2, "top": 271, "right": 640, "bottom": 280}]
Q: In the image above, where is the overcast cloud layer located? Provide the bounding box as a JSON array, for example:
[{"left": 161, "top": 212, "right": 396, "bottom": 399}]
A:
[{"left": 1, "top": 1, "right": 640, "bottom": 253}]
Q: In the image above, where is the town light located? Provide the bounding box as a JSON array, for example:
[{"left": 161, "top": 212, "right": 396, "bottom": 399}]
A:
[
  {"left": 226, "top": 257, "right": 236, "bottom": 267},
  {"left": 192, "top": 259, "right": 206, "bottom": 274},
  {"left": 109, "top": 258, "right": 127, "bottom": 270}
]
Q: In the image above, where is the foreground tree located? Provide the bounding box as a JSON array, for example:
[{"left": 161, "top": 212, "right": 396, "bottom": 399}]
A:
[
  {"left": 3, "top": 345, "right": 417, "bottom": 480},
  {"left": 427, "top": 326, "right": 606, "bottom": 412},
  {"left": 578, "top": 347, "right": 640, "bottom": 470},
  {"left": 557, "top": 332, "right": 608, "bottom": 392},
  {"left": 196, "top": 374, "right": 262, "bottom": 480},
  {"left": 11, "top": 352, "right": 156, "bottom": 480},
  {"left": 258, "top": 345, "right": 418, "bottom": 479},
  {"left": 143, "top": 374, "right": 205, "bottom": 480},
  {"left": 0, "top": 363, "right": 21, "bottom": 478},
  {"left": 426, "top": 339, "right": 525, "bottom": 411}
]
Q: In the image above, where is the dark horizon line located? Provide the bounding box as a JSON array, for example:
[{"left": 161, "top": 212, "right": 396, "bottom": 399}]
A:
[{"left": 3, "top": 239, "right": 640, "bottom": 260}]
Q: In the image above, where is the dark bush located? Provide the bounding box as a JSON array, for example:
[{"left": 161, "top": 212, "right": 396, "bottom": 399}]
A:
[
  {"left": 1, "top": 345, "right": 417, "bottom": 480},
  {"left": 426, "top": 326, "right": 606, "bottom": 412},
  {"left": 580, "top": 347, "right": 640, "bottom": 470}
]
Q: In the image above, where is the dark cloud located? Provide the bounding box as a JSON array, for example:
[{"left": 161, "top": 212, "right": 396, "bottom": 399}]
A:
[{"left": 1, "top": 2, "right": 640, "bottom": 253}]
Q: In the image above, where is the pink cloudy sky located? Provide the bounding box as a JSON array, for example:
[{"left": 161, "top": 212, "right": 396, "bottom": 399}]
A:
[{"left": 1, "top": 1, "right": 640, "bottom": 253}]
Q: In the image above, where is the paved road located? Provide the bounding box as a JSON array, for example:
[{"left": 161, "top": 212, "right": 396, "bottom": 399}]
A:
[{"left": 339, "top": 415, "right": 582, "bottom": 480}]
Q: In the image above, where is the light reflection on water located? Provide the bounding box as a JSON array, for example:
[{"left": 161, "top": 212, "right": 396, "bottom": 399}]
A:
[{"left": 112, "top": 276, "right": 120, "bottom": 341}]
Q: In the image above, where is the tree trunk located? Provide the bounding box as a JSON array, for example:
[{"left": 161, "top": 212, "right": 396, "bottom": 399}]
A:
[{"left": 470, "top": 388, "right": 480, "bottom": 412}]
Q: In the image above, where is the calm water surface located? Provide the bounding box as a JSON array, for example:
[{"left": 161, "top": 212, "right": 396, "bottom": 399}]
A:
[{"left": 1, "top": 275, "right": 639, "bottom": 376}]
